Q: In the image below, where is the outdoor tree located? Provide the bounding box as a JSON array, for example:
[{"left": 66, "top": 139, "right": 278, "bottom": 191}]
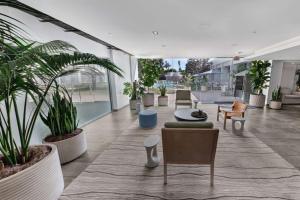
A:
[{"left": 185, "top": 58, "right": 211, "bottom": 75}]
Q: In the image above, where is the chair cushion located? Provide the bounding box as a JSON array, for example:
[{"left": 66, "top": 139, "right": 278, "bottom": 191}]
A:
[
  {"left": 164, "top": 121, "right": 214, "bottom": 129},
  {"left": 176, "top": 100, "right": 192, "bottom": 105}
]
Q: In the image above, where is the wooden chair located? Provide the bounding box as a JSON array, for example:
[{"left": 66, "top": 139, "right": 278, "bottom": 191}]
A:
[
  {"left": 217, "top": 101, "right": 247, "bottom": 129},
  {"left": 162, "top": 122, "right": 219, "bottom": 186},
  {"left": 175, "top": 90, "right": 192, "bottom": 109}
]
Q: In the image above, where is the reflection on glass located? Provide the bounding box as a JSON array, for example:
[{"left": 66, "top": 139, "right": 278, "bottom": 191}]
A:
[{"left": 57, "top": 67, "right": 111, "bottom": 126}]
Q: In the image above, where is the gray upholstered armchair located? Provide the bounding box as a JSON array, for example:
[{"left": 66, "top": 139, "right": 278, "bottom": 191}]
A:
[
  {"left": 175, "top": 90, "right": 192, "bottom": 109},
  {"left": 161, "top": 122, "right": 219, "bottom": 186}
]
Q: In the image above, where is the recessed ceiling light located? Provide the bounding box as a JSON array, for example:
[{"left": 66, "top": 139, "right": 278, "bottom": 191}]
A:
[
  {"left": 152, "top": 31, "right": 159, "bottom": 35},
  {"left": 252, "top": 30, "right": 257, "bottom": 34}
]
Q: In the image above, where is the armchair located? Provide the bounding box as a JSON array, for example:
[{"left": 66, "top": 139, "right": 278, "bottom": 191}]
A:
[{"left": 217, "top": 101, "right": 247, "bottom": 129}]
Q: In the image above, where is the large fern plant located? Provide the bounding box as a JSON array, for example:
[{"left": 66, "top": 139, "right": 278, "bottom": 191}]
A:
[{"left": 0, "top": 3, "right": 123, "bottom": 166}]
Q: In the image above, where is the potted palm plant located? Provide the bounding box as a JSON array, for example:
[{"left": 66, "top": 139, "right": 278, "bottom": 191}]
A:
[
  {"left": 139, "top": 59, "right": 163, "bottom": 106},
  {"left": 123, "top": 80, "right": 143, "bottom": 110},
  {"left": 270, "top": 87, "right": 282, "bottom": 109},
  {"left": 248, "top": 60, "right": 271, "bottom": 108},
  {"left": 0, "top": 4, "right": 123, "bottom": 199},
  {"left": 41, "top": 83, "right": 87, "bottom": 164},
  {"left": 158, "top": 84, "right": 168, "bottom": 106}
]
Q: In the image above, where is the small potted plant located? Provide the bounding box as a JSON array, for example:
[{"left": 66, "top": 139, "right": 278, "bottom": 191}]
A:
[
  {"left": 123, "top": 80, "right": 143, "bottom": 110},
  {"left": 41, "top": 83, "right": 87, "bottom": 164},
  {"left": 270, "top": 87, "right": 282, "bottom": 109},
  {"left": 158, "top": 84, "right": 168, "bottom": 106},
  {"left": 248, "top": 60, "right": 271, "bottom": 108},
  {"left": 200, "top": 76, "right": 208, "bottom": 91}
]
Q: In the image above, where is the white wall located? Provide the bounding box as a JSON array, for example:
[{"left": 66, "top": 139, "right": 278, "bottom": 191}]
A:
[
  {"left": 268, "top": 61, "right": 283, "bottom": 102},
  {"left": 109, "top": 50, "right": 133, "bottom": 110}
]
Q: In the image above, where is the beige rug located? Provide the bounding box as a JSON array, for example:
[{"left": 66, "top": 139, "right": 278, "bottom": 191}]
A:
[{"left": 60, "top": 105, "right": 300, "bottom": 200}]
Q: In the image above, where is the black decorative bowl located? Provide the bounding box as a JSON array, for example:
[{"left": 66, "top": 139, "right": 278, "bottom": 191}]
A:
[{"left": 191, "top": 110, "right": 208, "bottom": 121}]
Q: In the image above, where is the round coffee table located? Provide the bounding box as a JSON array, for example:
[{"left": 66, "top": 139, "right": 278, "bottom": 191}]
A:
[{"left": 174, "top": 108, "right": 207, "bottom": 121}]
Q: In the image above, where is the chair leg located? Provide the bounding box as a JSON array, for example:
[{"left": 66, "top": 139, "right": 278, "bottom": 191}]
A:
[
  {"left": 210, "top": 163, "right": 214, "bottom": 186},
  {"left": 217, "top": 106, "right": 220, "bottom": 121},
  {"left": 164, "top": 163, "right": 167, "bottom": 184},
  {"left": 223, "top": 117, "right": 227, "bottom": 129}
]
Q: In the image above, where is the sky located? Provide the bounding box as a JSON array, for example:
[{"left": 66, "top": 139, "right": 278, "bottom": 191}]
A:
[{"left": 163, "top": 58, "right": 188, "bottom": 71}]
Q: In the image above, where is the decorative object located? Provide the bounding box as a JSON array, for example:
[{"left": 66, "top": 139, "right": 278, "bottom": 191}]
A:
[
  {"left": 123, "top": 81, "right": 144, "bottom": 110},
  {"left": 248, "top": 60, "right": 271, "bottom": 108},
  {"left": 270, "top": 87, "right": 282, "bottom": 110},
  {"left": 139, "top": 110, "right": 157, "bottom": 128},
  {"left": 191, "top": 110, "right": 208, "bottom": 119},
  {"left": 0, "top": 144, "right": 64, "bottom": 200},
  {"left": 174, "top": 108, "right": 207, "bottom": 121},
  {"left": 158, "top": 83, "right": 168, "bottom": 106},
  {"left": 217, "top": 101, "right": 247, "bottom": 129},
  {"left": 144, "top": 135, "right": 160, "bottom": 168},
  {"left": 139, "top": 59, "right": 163, "bottom": 106},
  {"left": 231, "top": 117, "right": 246, "bottom": 136}
]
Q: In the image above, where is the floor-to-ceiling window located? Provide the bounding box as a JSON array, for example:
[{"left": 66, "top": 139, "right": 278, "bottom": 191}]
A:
[{"left": 57, "top": 66, "right": 111, "bottom": 126}]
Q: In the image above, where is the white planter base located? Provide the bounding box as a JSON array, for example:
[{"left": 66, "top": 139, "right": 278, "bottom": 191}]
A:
[
  {"left": 269, "top": 101, "right": 282, "bottom": 109},
  {"left": 249, "top": 94, "right": 266, "bottom": 108},
  {"left": 44, "top": 130, "right": 87, "bottom": 164},
  {"left": 143, "top": 93, "right": 155, "bottom": 107},
  {"left": 130, "top": 100, "right": 137, "bottom": 110},
  {"left": 158, "top": 96, "right": 168, "bottom": 106},
  {"left": 201, "top": 86, "right": 208, "bottom": 92},
  {"left": 0, "top": 144, "right": 64, "bottom": 200}
]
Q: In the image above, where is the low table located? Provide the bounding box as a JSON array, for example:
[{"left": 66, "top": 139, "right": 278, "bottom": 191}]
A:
[{"left": 174, "top": 108, "right": 207, "bottom": 121}]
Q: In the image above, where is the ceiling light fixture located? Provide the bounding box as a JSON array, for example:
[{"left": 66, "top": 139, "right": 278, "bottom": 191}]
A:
[{"left": 152, "top": 31, "right": 159, "bottom": 35}]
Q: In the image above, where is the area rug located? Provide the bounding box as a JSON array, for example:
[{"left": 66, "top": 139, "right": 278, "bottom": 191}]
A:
[{"left": 60, "top": 105, "right": 300, "bottom": 200}]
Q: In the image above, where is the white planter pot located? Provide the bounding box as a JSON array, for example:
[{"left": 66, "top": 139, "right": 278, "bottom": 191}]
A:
[
  {"left": 143, "top": 93, "right": 154, "bottom": 107},
  {"left": 158, "top": 96, "right": 168, "bottom": 106},
  {"left": 201, "top": 85, "right": 208, "bottom": 92},
  {"left": 269, "top": 101, "right": 282, "bottom": 109},
  {"left": 0, "top": 144, "right": 64, "bottom": 200},
  {"left": 129, "top": 99, "right": 137, "bottom": 110},
  {"left": 249, "top": 94, "right": 266, "bottom": 108},
  {"left": 44, "top": 129, "right": 87, "bottom": 164}
]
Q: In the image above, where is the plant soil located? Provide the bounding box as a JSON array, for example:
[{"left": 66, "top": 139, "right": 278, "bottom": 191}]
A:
[
  {"left": 44, "top": 128, "right": 83, "bottom": 143},
  {"left": 0, "top": 145, "right": 51, "bottom": 180}
]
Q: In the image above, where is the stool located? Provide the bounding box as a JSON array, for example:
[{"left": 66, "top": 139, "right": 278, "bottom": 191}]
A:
[
  {"left": 193, "top": 100, "right": 200, "bottom": 109},
  {"left": 144, "top": 135, "right": 160, "bottom": 168},
  {"left": 139, "top": 110, "right": 157, "bottom": 128},
  {"left": 231, "top": 117, "right": 246, "bottom": 135}
]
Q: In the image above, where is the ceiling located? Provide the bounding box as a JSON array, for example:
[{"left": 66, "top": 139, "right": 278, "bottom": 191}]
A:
[{"left": 20, "top": 0, "right": 300, "bottom": 58}]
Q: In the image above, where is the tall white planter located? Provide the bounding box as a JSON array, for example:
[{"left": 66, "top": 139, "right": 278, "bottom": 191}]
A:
[
  {"left": 143, "top": 93, "right": 154, "bottom": 107},
  {"left": 158, "top": 96, "right": 168, "bottom": 106},
  {"left": 249, "top": 94, "right": 266, "bottom": 108},
  {"left": 269, "top": 101, "right": 282, "bottom": 110},
  {"left": 44, "top": 130, "right": 87, "bottom": 164},
  {"left": 201, "top": 85, "right": 208, "bottom": 92},
  {"left": 129, "top": 99, "right": 137, "bottom": 110},
  {"left": 0, "top": 144, "right": 64, "bottom": 200}
]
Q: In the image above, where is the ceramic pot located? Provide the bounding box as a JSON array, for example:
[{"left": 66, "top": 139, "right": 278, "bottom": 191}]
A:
[{"left": 0, "top": 144, "right": 64, "bottom": 200}]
